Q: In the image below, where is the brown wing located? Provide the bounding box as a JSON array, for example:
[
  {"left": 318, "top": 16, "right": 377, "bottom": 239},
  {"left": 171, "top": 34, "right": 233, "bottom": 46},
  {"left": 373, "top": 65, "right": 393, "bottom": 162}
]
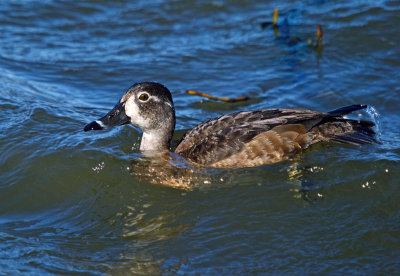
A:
[
  {"left": 209, "top": 124, "right": 312, "bottom": 168},
  {"left": 174, "top": 108, "right": 326, "bottom": 166},
  {"left": 174, "top": 106, "right": 376, "bottom": 168}
]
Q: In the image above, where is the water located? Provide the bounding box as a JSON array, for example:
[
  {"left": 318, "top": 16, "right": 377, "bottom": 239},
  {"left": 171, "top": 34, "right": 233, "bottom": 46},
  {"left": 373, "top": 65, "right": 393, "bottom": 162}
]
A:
[{"left": 1, "top": 0, "right": 399, "bottom": 274}]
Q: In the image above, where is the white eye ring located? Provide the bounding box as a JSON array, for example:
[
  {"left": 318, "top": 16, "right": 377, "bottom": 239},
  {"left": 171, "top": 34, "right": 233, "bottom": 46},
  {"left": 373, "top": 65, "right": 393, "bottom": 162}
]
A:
[{"left": 138, "top": 92, "right": 150, "bottom": 102}]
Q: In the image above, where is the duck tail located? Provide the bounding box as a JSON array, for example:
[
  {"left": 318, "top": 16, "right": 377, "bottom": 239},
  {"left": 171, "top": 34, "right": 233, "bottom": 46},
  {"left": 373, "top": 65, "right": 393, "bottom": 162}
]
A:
[
  {"left": 327, "top": 104, "right": 367, "bottom": 116},
  {"left": 315, "top": 105, "right": 377, "bottom": 145},
  {"left": 329, "top": 118, "right": 377, "bottom": 145}
]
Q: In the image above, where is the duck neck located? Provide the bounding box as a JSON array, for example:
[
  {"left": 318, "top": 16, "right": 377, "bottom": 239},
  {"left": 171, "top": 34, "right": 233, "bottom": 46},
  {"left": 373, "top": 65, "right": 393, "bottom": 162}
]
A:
[
  {"left": 140, "top": 128, "right": 173, "bottom": 152},
  {"left": 139, "top": 104, "right": 176, "bottom": 153}
]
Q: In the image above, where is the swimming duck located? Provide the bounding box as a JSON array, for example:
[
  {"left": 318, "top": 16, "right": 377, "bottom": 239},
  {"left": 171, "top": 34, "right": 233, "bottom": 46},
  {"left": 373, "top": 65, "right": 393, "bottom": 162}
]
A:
[{"left": 84, "top": 82, "right": 376, "bottom": 168}]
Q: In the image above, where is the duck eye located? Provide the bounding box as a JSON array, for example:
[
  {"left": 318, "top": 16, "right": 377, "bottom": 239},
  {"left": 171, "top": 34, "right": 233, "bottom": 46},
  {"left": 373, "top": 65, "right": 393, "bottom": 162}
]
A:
[{"left": 138, "top": 93, "right": 150, "bottom": 102}]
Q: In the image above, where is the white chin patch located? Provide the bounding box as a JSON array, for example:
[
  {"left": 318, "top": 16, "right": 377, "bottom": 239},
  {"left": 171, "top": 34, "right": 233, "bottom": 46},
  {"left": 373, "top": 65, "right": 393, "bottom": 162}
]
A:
[{"left": 124, "top": 97, "right": 151, "bottom": 129}]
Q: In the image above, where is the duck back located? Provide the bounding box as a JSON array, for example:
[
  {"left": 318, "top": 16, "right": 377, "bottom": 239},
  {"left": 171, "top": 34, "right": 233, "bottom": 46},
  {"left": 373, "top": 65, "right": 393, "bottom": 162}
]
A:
[{"left": 174, "top": 105, "right": 376, "bottom": 168}]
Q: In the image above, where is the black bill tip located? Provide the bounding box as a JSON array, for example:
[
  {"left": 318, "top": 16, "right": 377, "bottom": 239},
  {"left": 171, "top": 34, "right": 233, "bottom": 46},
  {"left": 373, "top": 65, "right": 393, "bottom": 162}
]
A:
[{"left": 84, "top": 121, "right": 104, "bottom": 132}]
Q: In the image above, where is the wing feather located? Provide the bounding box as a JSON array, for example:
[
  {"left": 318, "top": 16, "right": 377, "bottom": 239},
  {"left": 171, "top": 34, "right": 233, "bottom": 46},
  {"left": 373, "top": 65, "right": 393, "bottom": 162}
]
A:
[{"left": 175, "top": 109, "right": 325, "bottom": 166}]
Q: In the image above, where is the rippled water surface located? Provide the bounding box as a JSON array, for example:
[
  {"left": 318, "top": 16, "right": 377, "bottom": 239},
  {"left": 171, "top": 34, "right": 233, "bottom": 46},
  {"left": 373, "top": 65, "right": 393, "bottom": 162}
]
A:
[{"left": 1, "top": 0, "right": 399, "bottom": 274}]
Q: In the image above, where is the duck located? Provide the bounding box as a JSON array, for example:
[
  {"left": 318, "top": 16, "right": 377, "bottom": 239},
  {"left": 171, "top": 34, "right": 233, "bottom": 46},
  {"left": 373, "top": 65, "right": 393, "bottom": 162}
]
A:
[{"left": 84, "top": 82, "right": 376, "bottom": 168}]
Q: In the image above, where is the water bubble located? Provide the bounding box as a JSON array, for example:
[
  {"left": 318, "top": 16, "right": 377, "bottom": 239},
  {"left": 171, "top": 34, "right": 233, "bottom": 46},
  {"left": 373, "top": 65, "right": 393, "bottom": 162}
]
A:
[{"left": 92, "top": 161, "right": 105, "bottom": 173}]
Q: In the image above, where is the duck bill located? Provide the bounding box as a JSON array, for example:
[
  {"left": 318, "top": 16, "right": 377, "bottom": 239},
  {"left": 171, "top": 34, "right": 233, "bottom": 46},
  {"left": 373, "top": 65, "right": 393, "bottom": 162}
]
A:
[{"left": 84, "top": 101, "right": 130, "bottom": 131}]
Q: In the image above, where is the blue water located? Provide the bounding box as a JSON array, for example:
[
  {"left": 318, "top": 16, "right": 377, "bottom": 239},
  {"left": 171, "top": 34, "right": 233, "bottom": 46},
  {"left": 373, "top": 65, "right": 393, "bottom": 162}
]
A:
[{"left": 1, "top": 0, "right": 399, "bottom": 274}]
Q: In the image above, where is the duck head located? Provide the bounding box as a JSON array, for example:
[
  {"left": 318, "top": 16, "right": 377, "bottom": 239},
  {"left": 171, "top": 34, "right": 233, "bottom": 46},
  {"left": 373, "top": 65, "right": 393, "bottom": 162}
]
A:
[{"left": 84, "top": 82, "right": 176, "bottom": 151}]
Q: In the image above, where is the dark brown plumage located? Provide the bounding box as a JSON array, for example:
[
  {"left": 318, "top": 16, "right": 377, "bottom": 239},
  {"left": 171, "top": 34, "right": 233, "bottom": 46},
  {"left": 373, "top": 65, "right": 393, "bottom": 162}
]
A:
[{"left": 175, "top": 106, "right": 376, "bottom": 168}]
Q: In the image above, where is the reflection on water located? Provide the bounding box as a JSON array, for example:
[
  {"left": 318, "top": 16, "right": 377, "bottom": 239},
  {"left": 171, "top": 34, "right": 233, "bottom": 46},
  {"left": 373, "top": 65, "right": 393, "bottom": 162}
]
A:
[
  {"left": 129, "top": 152, "right": 206, "bottom": 189},
  {"left": 286, "top": 161, "right": 325, "bottom": 201},
  {"left": 108, "top": 203, "right": 195, "bottom": 274}
]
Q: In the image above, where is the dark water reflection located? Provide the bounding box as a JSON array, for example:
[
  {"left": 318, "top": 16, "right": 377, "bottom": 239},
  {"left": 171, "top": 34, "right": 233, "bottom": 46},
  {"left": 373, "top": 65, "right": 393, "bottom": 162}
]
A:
[{"left": 1, "top": 0, "right": 400, "bottom": 274}]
